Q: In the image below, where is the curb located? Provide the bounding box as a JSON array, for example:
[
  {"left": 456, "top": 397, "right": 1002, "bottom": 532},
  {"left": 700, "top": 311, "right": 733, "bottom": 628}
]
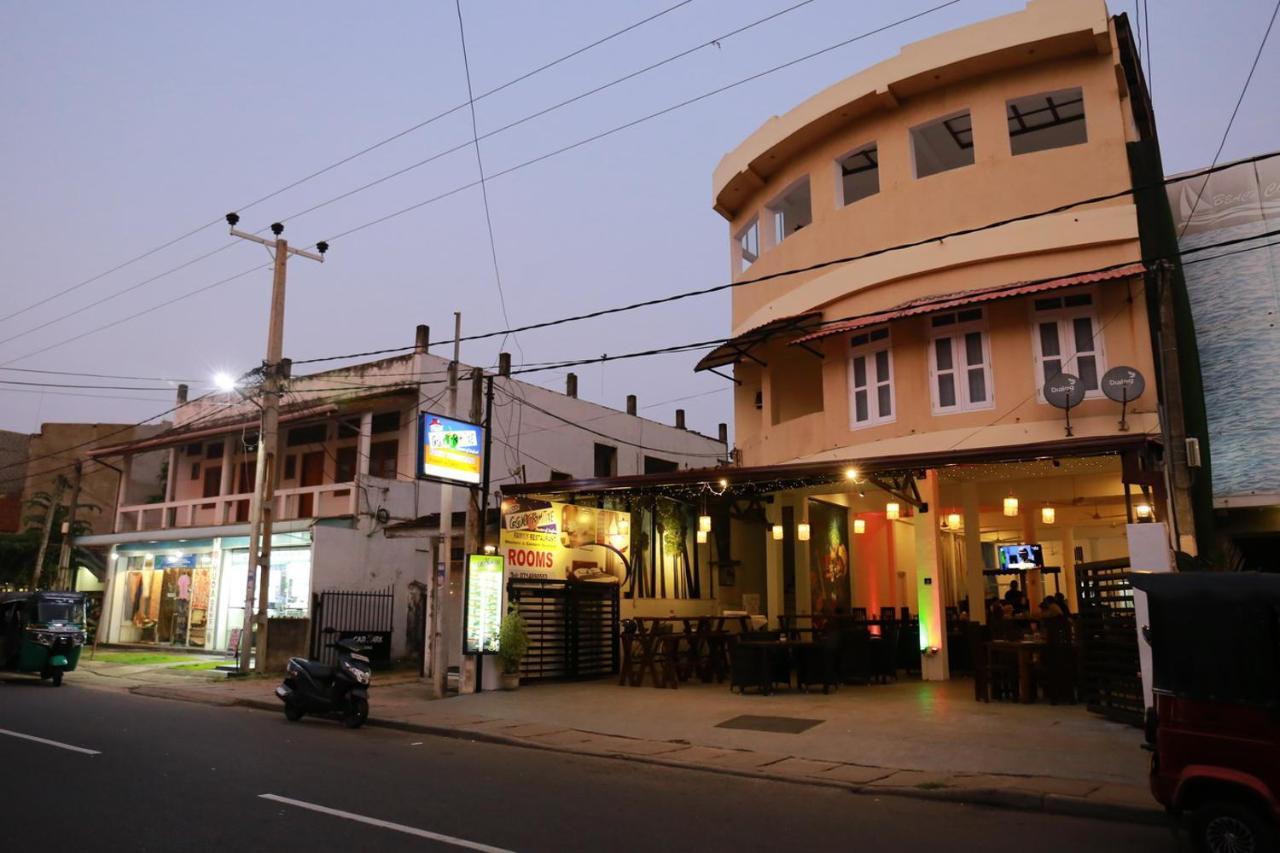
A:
[{"left": 123, "top": 685, "right": 1165, "bottom": 827}]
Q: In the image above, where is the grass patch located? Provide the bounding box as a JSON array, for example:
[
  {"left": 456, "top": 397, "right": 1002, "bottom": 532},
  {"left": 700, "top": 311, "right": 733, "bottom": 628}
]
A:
[
  {"left": 169, "top": 661, "right": 225, "bottom": 672},
  {"left": 93, "top": 652, "right": 206, "bottom": 666},
  {"left": 915, "top": 782, "right": 950, "bottom": 790}
]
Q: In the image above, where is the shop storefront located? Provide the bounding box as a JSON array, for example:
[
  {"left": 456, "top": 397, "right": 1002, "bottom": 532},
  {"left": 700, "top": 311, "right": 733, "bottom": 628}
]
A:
[{"left": 102, "top": 532, "right": 313, "bottom": 652}]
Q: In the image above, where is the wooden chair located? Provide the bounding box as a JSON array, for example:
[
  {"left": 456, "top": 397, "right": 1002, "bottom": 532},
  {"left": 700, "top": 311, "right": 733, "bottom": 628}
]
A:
[
  {"left": 870, "top": 621, "right": 899, "bottom": 683},
  {"left": 850, "top": 607, "right": 868, "bottom": 622},
  {"left": 879, "top": 606, "right": 897, "bottom": 621}
]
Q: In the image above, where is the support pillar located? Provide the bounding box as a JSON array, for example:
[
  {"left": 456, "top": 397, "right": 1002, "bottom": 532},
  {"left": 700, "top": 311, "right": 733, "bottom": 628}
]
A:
[
  {"left": 1060, "top": 525, "right": 1078, "bottom": 611},
  {"left": 914, "top": 471, "right": 949, "bottom": 681},
  {"left": 764, "top": 499, "right": 783, "bottom": 629},
  {"left": 962, "top": 480, "right": 986, "bottom": 624},
  {"left": 218, "top": 440, "right": 234, "bottom": 523}
]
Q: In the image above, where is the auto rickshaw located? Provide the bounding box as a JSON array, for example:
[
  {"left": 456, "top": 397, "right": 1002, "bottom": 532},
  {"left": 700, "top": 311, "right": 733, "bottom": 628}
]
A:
[
  {"left": 0, "top": 591, "right": 87, "bottom": 686},
  {"left": 1132, "top": 571, "right": 1280, "bottom": 853}
]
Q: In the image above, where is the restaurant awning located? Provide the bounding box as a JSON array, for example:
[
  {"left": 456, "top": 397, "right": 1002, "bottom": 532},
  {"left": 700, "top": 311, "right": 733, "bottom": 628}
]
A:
[
  {"left": 789, "top": 262, "right": 1146, "bottom": 345},
  {"left": 694, "top": 312, "right": 823, "bottom": 373},
  {"left": 502, "top": 432, "right": 1156, "bottom": 499}
]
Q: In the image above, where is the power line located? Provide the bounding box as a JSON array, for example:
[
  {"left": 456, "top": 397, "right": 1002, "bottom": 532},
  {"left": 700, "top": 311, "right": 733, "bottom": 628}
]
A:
[
  {"left": 0, "top": 379, "right": 179, "bottom": 391},
  {"left": 1176, "top": 0, "right": 1279, "bottom": 242},
  {"left": 323, "top": 1, "right": 960, "bottom": 247},
  {"left": 455, "top": 0, "right": 517, "bottom": 356},
  {"left": 0, "top": 366, "right": 202, "bottom": 383},
  {"left": 0, "top": 1, "right": 695, "bottom": 331},
  {"left": 266, "top": 0, "right": 819, "bottom": 233},
  {"left": 283, "top": 174, "right": 1280, "bottom": 377},
  {"left": 3, "top": 3, "right": 953, "bottom": 369}
]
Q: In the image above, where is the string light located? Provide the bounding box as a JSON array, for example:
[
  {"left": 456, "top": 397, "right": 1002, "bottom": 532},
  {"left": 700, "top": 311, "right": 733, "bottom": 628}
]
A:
[{"left": 885, "top": 502, "right": 900, "bottom": 520}]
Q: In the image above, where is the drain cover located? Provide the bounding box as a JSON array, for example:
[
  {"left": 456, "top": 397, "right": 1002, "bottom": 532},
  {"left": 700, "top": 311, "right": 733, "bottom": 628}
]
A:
[{"left": 715, "top": 715, "right": 824, "bottom": 734}]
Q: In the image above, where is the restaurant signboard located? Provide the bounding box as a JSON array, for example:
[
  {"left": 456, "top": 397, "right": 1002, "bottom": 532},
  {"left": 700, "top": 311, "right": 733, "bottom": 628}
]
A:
[
  {"left": 499, "top": 497, "right": 631, "bottom": 585},
  {"left": 463, "top": 554, "right": 504, "bottom": 655},
  {"left": 418, "top": 412, "right": 484, "bottom": 485}
]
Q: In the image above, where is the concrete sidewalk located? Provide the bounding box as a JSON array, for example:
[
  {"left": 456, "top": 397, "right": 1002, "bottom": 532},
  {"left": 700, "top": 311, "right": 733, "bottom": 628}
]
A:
[{"left": 68, "top": 661, "right": 1161, "bottom": 825}]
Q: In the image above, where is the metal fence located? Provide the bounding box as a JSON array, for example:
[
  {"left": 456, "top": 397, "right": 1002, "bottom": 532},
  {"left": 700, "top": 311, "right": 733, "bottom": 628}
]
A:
[
  {"left": 506, "top": 578, "right": 619, "bottom": 682},
  {"left": 1075, "top": 557, "right": 1143, "bottom": 726},
  {"left": 309, "top": 586, "right": 394, "bottom": 668}
]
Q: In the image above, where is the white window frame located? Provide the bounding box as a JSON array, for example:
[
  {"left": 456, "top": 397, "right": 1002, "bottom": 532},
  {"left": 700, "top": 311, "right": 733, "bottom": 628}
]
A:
[
  {"left": 848, "top": 327, "right": 895, "bottom": 429},
  {"left": 735, "top": 217, "right": 759, "bottom": 273},
  {"left": 928, "top": 310, "right": 995, "bottom": 415},
  {"left": 1029, "top": 289, "right": 1107, "bottom": 403}
]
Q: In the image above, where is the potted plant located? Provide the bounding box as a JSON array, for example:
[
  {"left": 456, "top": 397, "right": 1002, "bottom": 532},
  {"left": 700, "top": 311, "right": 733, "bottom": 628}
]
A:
[{"left": 497, "top": 607, "right": 528, "bottom": 690}]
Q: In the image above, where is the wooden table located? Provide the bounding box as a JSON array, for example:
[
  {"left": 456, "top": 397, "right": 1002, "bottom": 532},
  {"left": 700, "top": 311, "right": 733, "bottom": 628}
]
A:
[{"left": 987, "top": 639, "right": 1047, "bottom": 703}]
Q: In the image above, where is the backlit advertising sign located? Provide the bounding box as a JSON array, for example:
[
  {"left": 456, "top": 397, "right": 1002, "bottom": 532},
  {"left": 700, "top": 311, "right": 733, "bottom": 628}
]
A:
[
  {"left": 463, "top": 554, "right": 504, "bottom": 655},
  {"left": 417, "top": 412, "right": 484, "bottom": 486}
]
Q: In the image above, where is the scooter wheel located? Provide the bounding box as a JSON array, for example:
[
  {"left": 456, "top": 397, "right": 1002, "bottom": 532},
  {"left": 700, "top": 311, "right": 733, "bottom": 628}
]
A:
[
  {"left": 283, "top": 703, "right": 304, "bottom": 722},
  {"left": 341, "top": 697, "right": 368, "bottom": 729}
]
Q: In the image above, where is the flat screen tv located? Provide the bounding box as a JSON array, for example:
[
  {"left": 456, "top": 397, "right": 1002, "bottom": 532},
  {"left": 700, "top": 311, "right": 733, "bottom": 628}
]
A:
[{"left": 998, "top": 543, "right": 1044, "bottom": 571}]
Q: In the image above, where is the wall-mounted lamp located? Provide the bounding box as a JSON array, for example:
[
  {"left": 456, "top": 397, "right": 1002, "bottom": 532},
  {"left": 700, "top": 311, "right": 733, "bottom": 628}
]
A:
[
  {"left": 797, "top": 522, "right": 811, "bottom": 541},
  {"left": 771, "top": 524, "right": 784, "bottom": 541},
  {"left": 885, "top": 502, "right": 900, "bottom": 520},
  {"left": 853, "top": 518, "right": 866, "bottom": 535},
  {"left": 844, "top": 467, "right": 860, "bottom": 482},
  {"left": 946, "top": 513, "right": 961, "bottom": 530},
  {"left": 1135, "top": 503, "right": 1154, "bottom": 522}
]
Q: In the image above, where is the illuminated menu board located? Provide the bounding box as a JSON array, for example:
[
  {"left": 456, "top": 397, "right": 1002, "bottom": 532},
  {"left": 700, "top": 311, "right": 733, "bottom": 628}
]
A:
[{"left": 463, "top": 554, "right": 504, "bottom": 655}]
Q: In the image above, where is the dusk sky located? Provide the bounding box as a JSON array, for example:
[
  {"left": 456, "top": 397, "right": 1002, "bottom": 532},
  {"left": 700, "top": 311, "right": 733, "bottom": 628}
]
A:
[{"left": 2, "top": 0, "right": 1277, "bottom": 438}]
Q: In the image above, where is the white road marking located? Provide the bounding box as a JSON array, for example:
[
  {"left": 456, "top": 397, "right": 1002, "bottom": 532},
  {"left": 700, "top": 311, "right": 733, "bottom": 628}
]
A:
[
  {"left": 259, "top": 794, "right": 516, "bottom": 852},
  {"left": 0, "top": 727, "right": 100, "bottom": 755}
]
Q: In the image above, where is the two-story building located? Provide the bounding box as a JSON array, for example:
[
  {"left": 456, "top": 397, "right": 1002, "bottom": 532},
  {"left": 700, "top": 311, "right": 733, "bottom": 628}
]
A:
[
  {"left": 503, "top": 0, "right": 1194, "bottom": 679},
  {"left": 76, "top": 326, "right": 725, "bottom": 661}
]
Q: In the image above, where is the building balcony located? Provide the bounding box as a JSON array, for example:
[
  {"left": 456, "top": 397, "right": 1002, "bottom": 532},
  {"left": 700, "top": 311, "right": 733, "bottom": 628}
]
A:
[{"left": 115, "top": 482, "right": 359, "bottom": 533}]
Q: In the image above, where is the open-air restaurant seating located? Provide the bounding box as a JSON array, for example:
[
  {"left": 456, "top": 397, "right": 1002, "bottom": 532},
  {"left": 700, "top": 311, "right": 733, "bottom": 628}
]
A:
[{"left": 618, "top": 609, "right": 1078, "bottom": 704}]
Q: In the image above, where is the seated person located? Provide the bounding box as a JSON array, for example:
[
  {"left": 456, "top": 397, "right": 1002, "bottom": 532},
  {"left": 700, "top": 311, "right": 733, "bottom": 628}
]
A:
[{"left": 1038, "top": 597, "right": 1065, "bottom": 619}]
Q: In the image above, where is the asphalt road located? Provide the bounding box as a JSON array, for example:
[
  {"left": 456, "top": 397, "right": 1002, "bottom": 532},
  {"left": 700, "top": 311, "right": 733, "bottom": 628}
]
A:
[{"left": 0, "top": 677, "right": 1181, "bottom": 852}]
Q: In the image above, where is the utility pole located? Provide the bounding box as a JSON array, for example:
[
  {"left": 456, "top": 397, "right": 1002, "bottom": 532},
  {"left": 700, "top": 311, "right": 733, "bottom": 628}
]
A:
[
  {"left": 464, "top": 366, "right": 484, "bottom": 557},
  {"left": 437, "top": 313, "right": 463, "bottom": 687},
  {"left": 1153, "top": 260, "right": 1198, "bottom": 555},
  {"left": 55, "top": 460, "right": 84, "bottom": 590},
  {"left": 31, "top": 477, "right": 65, "bottom": 590},
  {"left": 227, "top": 213, "right": 327, "bottom": 673}
]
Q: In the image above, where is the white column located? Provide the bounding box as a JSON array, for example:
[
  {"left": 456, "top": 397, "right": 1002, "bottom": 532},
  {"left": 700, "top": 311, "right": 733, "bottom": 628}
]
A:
[
  {"left": 218, "top": 440, "right": 234, "bottom": 524},
  {"left": 792, "top": 495, "right": 811, "bottom": 617},
  {"left": 357, "top": 411, "right": 373, "bottom": 475},
  {"left": 962, "top": 480, "right": 986, "bottom": 624},
  {"left": 915, "top": 471, "right": 949, "bottom": 681},
  {"left": 165, "top": 448, "right": 179, "bottom": 502},
  {"left": 115, "top": 455, "right": 132, "bottom": 533}
]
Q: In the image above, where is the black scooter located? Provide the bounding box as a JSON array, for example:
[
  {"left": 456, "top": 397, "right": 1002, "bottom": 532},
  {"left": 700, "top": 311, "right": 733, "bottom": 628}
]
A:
[{"left": 276, "top": 638, "right": 371, "bottom": 728}]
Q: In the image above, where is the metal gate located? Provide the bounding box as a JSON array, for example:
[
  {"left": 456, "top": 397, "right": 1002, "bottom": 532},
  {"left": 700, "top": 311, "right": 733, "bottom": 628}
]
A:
[
  {"left": 1075, "top": 557, "right": 1143, "bottom": 725},
  {"left": 506, "top": 579, "right": 619, "bottom": 682},
  {"left": 309, "top": 587, "right": 394, "bottom": 668}
]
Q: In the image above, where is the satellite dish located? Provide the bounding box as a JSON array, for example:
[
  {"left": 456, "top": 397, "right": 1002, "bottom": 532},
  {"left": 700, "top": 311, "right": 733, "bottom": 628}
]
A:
[
  {"left": 1102, "top": 366, "right": 1145, "bottom": 402},
  {"left": 1044, "top": 374, "right": 1086, "bottom": 410},
  {"left": 1043, "top": 373, "right": 1085, "bottom": 437},
  {"left": 1101, "top": 366, "right": 1145, "bottom": 431}
]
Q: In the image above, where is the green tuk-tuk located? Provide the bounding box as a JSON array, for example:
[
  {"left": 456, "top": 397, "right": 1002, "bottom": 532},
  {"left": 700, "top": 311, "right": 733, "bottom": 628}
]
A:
[{"left": 0, "top": 591, "right": 87, "bottom": 686}]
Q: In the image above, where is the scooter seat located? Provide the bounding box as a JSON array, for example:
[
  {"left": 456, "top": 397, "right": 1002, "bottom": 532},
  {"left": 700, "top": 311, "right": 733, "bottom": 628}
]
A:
[{"left": 294, "top": 659, "right": 334, "bottom": 682}]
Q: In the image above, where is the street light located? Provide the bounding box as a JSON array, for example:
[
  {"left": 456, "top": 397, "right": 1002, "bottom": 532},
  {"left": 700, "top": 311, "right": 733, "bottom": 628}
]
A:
[{"left": 213, "top": 372, "right": 236, "bottom": 393}]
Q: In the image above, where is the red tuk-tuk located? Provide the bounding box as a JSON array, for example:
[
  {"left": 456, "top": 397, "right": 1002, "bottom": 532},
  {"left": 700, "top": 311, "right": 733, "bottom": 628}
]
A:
[{"left": 1132, "top": 571, "right": 1280, "bottom": 852}]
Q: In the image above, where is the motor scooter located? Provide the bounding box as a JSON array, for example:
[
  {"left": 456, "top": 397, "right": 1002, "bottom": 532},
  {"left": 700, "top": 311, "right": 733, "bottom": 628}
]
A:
[{"left": 275, "top": 638, "right": 371, "bottom": 728}]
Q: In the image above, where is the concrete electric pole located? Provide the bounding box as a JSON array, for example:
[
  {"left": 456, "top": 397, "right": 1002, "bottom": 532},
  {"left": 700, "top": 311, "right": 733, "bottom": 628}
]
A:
[
  {"left": 55, "top": 460, "right": 84, "bottom": 590},
  {"left": 227, "top": 214, "right": 327, "bottom": 673}
]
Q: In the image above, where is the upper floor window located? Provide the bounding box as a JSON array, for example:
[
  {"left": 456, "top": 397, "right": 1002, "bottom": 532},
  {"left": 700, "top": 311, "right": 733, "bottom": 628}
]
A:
[
  {"left": 1007, "top": 87, "right": 1086, "bottom": 156},
  {"left": 838, "top": 143, "right": 879, "bottom": 206},
  {"left": 768, "top": 177, "right": 812, "bottom": 246},
  {"left": 593, "top": 443, "right": 618, "bottom": 477},
  {"left": 910, "top": 110, "right": 974, "bottom": 178},
  {"left": 929, "top": 309, "right": 993, "bottom": 414},
  {"left": 1032, "top": 292, "right": 1104, "bottom": 398},
  {"left": 849, "top": 328, "right": 894, "bottom": 429},
  {"left": 736, "top": 217, "right": 759, "bottom": 273}
]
